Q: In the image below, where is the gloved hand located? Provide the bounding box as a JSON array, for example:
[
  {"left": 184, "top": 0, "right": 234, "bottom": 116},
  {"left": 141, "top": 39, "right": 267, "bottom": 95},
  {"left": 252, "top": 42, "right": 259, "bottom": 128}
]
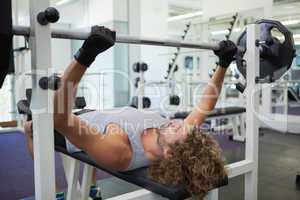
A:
[
  {"left": 74, "top": 26, "right": 116, "bottom": 67},
  {"left": 214, "top": 40, "right": 237, "bottom": 68}
]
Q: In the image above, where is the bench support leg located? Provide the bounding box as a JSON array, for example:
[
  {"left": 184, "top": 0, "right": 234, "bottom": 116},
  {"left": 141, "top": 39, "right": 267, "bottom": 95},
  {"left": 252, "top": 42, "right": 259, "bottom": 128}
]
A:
[
  {"left": 232, "top": 114, "right": 246, "bottom": 142},
  {"left": 239, "top": 113, "right": 246, "bottom": 141},
  {"left": 80, "top": 164, "right": 94, "bottom": 200},
  {"left": 66, "top": 158, "right": 81, "bottom": 200},
  {"left": 60, "top": 153, "right": 82, "bottom": 200},
  {"left": 231, "top": 116, "right": 238, "bottom": 138}
]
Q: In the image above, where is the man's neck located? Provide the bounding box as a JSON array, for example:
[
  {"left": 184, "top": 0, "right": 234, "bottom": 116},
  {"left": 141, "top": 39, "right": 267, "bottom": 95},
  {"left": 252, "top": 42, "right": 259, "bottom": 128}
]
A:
[{"left": 141, "top": 128, "right": 163, "bottom": 162}]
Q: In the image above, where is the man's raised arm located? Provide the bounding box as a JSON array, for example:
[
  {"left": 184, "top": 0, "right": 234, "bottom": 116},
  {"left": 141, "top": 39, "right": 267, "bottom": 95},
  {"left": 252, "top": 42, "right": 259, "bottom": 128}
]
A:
[{"left": 184, "top": 40, "right": 237, "bottom": 127}]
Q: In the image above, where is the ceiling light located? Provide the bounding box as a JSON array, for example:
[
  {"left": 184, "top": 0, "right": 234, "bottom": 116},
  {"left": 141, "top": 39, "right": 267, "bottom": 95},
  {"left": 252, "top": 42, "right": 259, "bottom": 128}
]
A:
[
  {"left": 211, "top": 30, "right": 229, "bottom": 35},
  {"left": 211, "top": 28, "right": 241, "bottom": 36},
  {"left": 55, "top": 0, "right": 74, "bottom": 6},
  {"left": 167, "top": 11, "right": 203, "bottom": 22},
  {"left": 282, "top": 19, "right": 300, "bottom": 26}
]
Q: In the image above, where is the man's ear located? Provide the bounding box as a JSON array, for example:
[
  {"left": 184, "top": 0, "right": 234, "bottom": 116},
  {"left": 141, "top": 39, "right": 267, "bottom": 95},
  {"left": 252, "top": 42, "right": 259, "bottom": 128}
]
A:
[{"left": 163, "top": 146, "right": 172, "bottom": 159}]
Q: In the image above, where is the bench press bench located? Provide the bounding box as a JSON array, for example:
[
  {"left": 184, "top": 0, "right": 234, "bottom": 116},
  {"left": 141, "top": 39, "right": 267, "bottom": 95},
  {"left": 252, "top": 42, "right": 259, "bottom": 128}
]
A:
[
  {"left": 54, "top": 109, "right": 228, "bottom": 200},
  {"left": 55, "top": 134, "right": 228, "bottom": 200},
  {"left": 18, "top": 98, "right": 228, "bottom": 200}
]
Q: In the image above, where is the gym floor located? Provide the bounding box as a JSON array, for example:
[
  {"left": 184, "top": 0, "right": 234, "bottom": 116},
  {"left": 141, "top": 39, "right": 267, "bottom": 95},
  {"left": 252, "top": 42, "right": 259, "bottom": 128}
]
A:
[{"left": 1, "top": 128, "right": 300, "bottom": 200}]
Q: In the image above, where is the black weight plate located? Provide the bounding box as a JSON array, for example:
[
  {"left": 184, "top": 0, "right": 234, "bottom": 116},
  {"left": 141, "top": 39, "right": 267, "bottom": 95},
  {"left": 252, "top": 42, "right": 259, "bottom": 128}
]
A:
[{"left": 236, "top": 19, "right": 295, "bottom": 82}]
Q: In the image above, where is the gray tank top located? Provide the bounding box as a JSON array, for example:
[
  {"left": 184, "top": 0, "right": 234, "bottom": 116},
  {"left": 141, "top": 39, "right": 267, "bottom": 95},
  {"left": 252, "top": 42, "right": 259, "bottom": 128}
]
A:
[{"left": 66, "top": 107, "right": 169, "bottom": 171}]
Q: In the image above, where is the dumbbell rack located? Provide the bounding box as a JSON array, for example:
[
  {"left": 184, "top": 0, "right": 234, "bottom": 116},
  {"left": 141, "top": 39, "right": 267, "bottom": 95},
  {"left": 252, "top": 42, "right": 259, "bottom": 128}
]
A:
[
  {"left": 165, "top": 22, "right": 192, "bottom": 107},
  {"left": 166, "top": 22, "right": 192, "bottom": 80},
  {"left": 225, "top": 13, "right": 238, "bottom": 40},
  {"left": 132, "top": 62, "right": 151, "bottom": 110}
]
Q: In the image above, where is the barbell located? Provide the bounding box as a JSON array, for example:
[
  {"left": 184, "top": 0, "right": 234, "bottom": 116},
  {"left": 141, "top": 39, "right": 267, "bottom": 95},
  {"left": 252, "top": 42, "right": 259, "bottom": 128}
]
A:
[{"left": 0, "top": 3, "right": 296, "bottom": 89}]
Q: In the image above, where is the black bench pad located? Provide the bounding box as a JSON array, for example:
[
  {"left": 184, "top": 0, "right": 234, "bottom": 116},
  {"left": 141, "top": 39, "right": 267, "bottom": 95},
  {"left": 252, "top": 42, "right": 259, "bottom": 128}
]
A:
[
  {"left": 55, "top": 141, "right": 228, "bottom": 200},
  {"left": 173, "top": 106, "right": 246, "bottom": 119},
  {"left": 55, "top": 140, "right": 192, "bottom": 200}
]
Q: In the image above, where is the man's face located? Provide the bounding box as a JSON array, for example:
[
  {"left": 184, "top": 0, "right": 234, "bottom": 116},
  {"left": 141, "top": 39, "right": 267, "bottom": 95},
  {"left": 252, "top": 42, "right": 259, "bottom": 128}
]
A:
[{"left": 159, "top": 119, "right": 188, "bottom": 145}]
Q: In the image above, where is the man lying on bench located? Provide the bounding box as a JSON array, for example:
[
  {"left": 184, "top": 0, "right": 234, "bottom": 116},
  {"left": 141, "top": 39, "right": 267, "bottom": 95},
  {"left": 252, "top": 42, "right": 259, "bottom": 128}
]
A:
[{"left": 23, "top": 26, "right": 237, "bottom": 199}]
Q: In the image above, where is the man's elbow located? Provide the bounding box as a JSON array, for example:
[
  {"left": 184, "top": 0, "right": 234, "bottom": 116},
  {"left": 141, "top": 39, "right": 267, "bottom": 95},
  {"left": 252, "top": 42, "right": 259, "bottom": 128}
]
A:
[{"left": 110, "top": 146, "right": 132, "bottom": 171}]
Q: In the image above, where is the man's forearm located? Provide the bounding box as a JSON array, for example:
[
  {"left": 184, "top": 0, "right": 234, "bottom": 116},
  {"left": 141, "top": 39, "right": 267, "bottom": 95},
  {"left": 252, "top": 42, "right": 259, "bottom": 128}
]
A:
[
  {"left": 184, "top": 66, "right": 227, "bottom": 126},
  {"left": 53, "top": 26, "right": 115, "bottom": 128},
  {"left": 197, "top": 66, "right": 226, "bottom": 113},
  {"left": 54, "top": 60, "right": 87, "bottom": 121},
  {"left": 185, "top": 39, "right": 236, "bottom": 126}
]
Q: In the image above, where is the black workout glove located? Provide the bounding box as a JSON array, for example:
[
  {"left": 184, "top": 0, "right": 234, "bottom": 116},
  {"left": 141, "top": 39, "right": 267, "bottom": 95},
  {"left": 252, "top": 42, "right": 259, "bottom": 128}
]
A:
[
  {"left": 214, "top": 40, "right": 237, "bottom": 68},
  {"left": 74, "top": 26, "right": 116, "bottom": 67}
]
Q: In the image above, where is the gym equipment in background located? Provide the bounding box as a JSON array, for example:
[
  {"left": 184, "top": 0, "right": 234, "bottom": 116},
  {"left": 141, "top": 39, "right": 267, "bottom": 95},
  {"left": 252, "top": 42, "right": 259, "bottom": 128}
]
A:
[
  {"left": 165, "top": 22, "right": 191, "bottom": 80},
  {"left": 131, "top": 62, "right": 151, "bottom": 109},
  {"left": 132, "top": 62, "right": 148, "bottom": 73},
  {"left": 130, "top": 96, "right": 151, "bottom": 109},
  {"left": 169, "top": 94, "right": 180, "bottom": 106},
  {"left": 225, "top": 13, "right": 239, "bottom": 40}
]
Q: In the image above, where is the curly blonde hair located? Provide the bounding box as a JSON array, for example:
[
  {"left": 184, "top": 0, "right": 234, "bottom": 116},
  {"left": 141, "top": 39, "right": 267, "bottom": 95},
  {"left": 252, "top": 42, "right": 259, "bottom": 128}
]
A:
[{"left": 148, "top": 128, "right": 227, "bottom": 200}]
